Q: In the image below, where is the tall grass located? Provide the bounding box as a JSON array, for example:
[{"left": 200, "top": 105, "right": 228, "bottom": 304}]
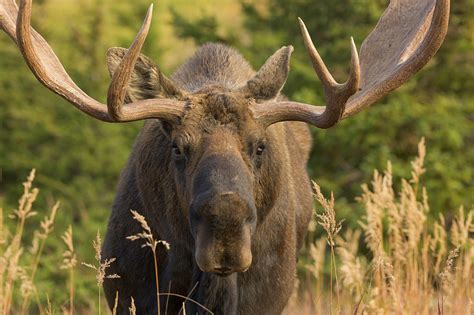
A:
[
  {"left": 60, "top": 225, "right": 77, "bottom": 315},
  {"left": 290, "top": 139, "right": 473, "bottom": 314},
  {"left": 127, "top": 209, "right": 170, "bottom": 315},
  {"left": 1, "top": 139, "right": 472, "bottom": 314},
  {"left": 82, "top": 231, "right": 120, "bottom": 315},
  {"left": 0, "top": 170, "right": 60, "bottom": 314}
]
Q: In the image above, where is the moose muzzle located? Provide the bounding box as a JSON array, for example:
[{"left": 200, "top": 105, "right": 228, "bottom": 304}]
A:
[{"left": 190, "top": 152, "right": 257, "bottom": 276}]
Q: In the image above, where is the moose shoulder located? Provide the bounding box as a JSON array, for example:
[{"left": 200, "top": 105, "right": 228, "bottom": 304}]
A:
[{"left": 0, "top": 0, "right": 449, "bottom": 314}]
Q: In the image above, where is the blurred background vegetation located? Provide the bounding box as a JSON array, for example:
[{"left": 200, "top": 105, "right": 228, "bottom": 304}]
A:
[{"left": 1, "top": 0, "right": 472, "bottom": 309}]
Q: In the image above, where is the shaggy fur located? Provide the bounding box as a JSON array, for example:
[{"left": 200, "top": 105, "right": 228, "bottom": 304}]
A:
[{"left": 102, "top": 43, "right": 313, "bottom": 314}]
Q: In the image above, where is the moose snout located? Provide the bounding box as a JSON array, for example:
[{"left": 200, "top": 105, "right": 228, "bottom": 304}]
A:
[
  {"left": 194, "top": 234, "right": 253, "bottom": 276},
  {"left": 212, "top": 254, "right": 252, "bottom": 276},
  {"left": 207, "top": 244, "right": 252, "bottom": 276},
  {"left": 191, "top": 191, "right": 255, "bottom": 276}
]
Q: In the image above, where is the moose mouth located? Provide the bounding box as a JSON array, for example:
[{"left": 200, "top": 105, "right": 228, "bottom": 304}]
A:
[
  {"left": 213, "top": 267, "right": 233, "bottom": 277},
  {"left": 211, "top": 264, "right": 250, "bottom": 277}
]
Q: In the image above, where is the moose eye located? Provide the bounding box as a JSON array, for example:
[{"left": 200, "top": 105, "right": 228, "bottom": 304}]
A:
[
  {"left": 171, "top": 143, "right": 182, "bottom": 156},
  {"left": 256, "top": 144, "right": 265, "bottom": 156}
]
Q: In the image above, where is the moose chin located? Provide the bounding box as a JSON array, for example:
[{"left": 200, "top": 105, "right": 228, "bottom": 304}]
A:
[{"left": 0, "top": 0, "right": 449, "bottom": 313}]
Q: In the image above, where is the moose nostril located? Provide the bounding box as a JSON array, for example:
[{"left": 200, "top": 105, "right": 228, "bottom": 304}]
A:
[{"left": 213, "top": 266, "right": 233, "bottom": 276}]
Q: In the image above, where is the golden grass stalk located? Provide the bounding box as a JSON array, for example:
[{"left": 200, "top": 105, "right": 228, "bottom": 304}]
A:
[
  {"left": 127, "top": 210, "right": 170, "bottom": 315},
  {"left": 437, "top": 246, "right": 460, "bottom": 313},
  {"left": 30, "top": 201, "right": 60, "bottom": 281},
  {"left": 312, "top": 181, "right": 343, "bottom": 314},
  {"left": 20, "top": 201, "right": 60, "bottom": 314},
  {"left": 112, "top": 291, "right": 119, "bottom": 315},
  {"left": 305, "top": 236, "right": 326, "bottom": 309},
  {"left": 60, "top": 225, "right": 77, "bottom": 315},
  {"left": 129, "top": 297, "right": 136, "bottom": 315},
  {"left": 1, "top": 169, "right": 38, "bottom": 315},
  {"left": 336, "top": 229, "right": 364, "bottom": 301},
  {"left": 431, "top": 214, "right": 448, "bottom": 276},
  {"left": 82, "top": 231, "right": 120, "bottom": 315},
  {"left": 45, "top": 294, "right": 53, "bottom": 315}
]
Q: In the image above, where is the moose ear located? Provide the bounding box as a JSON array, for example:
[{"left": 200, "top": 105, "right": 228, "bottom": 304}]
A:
[
  {"left": 238, "top": 46, "right": 293, "bottom": 101},
  {"left": 106, "top": 47, "right": 184, "bottom": 102}
]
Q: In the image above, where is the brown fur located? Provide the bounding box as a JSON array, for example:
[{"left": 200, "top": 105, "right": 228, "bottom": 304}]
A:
[{"left": 102, "top": 43, "right": 313, "bottom": 314}]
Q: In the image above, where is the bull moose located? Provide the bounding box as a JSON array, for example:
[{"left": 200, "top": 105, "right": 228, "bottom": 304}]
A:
[{"left": 0, "top": 0, "right": 449, "bottom": 313}]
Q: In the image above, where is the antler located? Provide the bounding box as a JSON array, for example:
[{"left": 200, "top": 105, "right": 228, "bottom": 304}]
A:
[
  {"left": 0, "top": 0, "right": 185, "bottom": 123},
  {"left": 252, "top": 0, "right": 450, "bottom": 129}
]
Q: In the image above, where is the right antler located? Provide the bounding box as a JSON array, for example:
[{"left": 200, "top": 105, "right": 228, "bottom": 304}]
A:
[
  {"left": 0, "top": 0, "right": 186, "bottom": 123},
  {"left": 252, "top": 0, "right": 450, "bottom": 129}
]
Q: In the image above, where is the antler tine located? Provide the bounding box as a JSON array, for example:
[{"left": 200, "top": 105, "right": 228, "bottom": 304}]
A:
[
  {"left": 348, "top": 37, "right": 361, "bottom": 93},
  {"left": 299, "top": 18, "right": 361, "bottom": 93},
  {"left": 298, "top": 18, "right": 337, "bottom": 88},
  {"left": 297, "top": 18, "right": 360, "bottom": 127},
  {"left": 252, "top": 18, "right": 360, "bottom": 129},
  {"left": 107, "top": 4, "right": 153, "bottom": 121},
  {"left": 300, "top": 17, "right": 361, "bottom": 92}
]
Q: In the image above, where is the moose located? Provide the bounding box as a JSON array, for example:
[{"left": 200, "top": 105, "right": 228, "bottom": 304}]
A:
[{"left": 0, "top": 0, "right": 449, "bottom": 313}]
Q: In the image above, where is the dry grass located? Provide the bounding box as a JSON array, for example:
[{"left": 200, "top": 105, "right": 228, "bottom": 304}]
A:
[
  {"left": 289, "top": 138, "right": 473, "bottom": 314},
  {"left": 313, "top": 182, "right": 344, "bottom": 313},
  {"left": 1, "top": 138, "right": 472, "bottom": 314},
  {"left": 126, "top": 210, "right": 213, "bottom": 314},
  {"left": 82, "top": 231, "right": 120, "bottom": 315},
  {"left": 127, "top": 209, "right": 170, "bottom": 315},
  {"left": 0, "top": 169, "right": 55, "bottom": 315},
  {"left": 60, "top": 225, "right": 76, "bottom": 315}
]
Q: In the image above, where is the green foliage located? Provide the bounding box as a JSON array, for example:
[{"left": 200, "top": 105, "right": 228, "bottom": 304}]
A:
[{"left": 170, "top": 8, "right": 239, "bottom": 46}]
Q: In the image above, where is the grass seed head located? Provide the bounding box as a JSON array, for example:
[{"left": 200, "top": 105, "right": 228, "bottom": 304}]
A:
[{"left": 60, "top": 225, "right": 77, "bottom": 270}]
